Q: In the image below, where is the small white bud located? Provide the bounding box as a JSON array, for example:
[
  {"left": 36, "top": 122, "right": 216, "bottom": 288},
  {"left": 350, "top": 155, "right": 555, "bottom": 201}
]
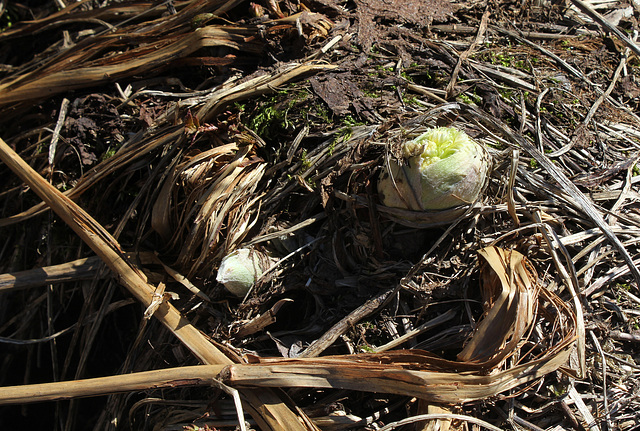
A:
[{"left": 216, "top": 248, "right": 266, "bottom": 298}]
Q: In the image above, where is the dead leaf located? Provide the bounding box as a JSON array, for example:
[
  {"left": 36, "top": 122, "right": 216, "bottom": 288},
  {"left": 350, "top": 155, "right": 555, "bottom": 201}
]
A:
[{"left": 457, "top": 247, "right": 539, "bottom": 367}]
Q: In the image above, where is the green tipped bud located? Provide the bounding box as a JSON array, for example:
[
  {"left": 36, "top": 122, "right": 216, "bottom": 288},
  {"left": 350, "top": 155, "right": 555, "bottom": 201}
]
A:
[
  {"left": 378, "top": 127, "right": 490, "bottom": 211},
  {"left": 216, "top": 248, "right": 266, "bottom": 297}
]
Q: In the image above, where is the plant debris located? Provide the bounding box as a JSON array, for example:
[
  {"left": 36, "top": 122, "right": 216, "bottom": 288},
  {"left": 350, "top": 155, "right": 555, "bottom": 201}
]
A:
[{"left": 2, "top": 0, "right": 640, "bottom": 430}]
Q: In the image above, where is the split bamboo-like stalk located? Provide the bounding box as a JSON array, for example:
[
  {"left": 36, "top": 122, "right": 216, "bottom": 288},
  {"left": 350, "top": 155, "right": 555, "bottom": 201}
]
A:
[
  {"left": 0, "top": 137, "right": 316, "bottom": 431},
  {"left": 221, "top": 347, "right": 574, "bottom": 404},
  {"left": 0, "top": 256, "right": 102, "bottom": 292},
  {"left": 0, "top": 365, "right": 226, "bottom": 404},
  {"left": 0, "top": 331, "right": 574, "bottom": 405}
]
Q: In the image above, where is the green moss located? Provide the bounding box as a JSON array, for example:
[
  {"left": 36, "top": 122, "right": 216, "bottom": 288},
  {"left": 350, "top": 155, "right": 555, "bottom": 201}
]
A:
[
  {"left": 363, "top": 88, "right": 382, "bottom": 98},
  {"left": 457, "top": 93, "right": 473, "bottom": 104},
  {"left": 336, "top": 127, "right": 353, "bottom": 143},
  {"left": 402, "top": 94, "right": 418, "bottom": 106},
  {"left": 618, "top": 282, "right": 632, "bottom": 291},
  {"left": 341, "top": 115, "right": 364, "bottom": 127},
  {"left": 457, "top": 90, "right": 482, "bottom": 105},
  {"left": 246, "top": 89, "right": 309, "bottom": 139},
  {"left": 247, "top": 95, "right": 287, "bottom": 137},
  {"left": 300, "top": 149, "right": 312, "bottom": 171},
  {"left": 311, "top": 102, "right": 331, "bottom": 124},
  {"left": 498, "top": 87, "right": 515, "bottom": 100},
  {"left": 101, "top": 147, "right": 117, "bottom": 160},
  {"left": 358, "top": 345, "right": 376, "bottom": 353},
  {"left": 474, "top": 49, "right": 531, "bottom": 72},
  {"left": 400, "top": 71, "right": 414, "bottom": 82},
  {"left": 550, "top": 382, "right": 569, "bottom": 397},
  {"left": 375, "top": 64, "right": 394, "bottom": 72},
  {"left": 305, "top": 177, "right": 316, "bottom": 188},
  {"left": 328, "top": 138, "right": 337, "bottom": 156}
]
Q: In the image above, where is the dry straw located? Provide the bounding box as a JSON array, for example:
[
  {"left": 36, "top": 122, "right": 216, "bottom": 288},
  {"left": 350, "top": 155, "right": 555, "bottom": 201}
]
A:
[{"left": 0, "top": 245, "right": 578, "bottom": 406}]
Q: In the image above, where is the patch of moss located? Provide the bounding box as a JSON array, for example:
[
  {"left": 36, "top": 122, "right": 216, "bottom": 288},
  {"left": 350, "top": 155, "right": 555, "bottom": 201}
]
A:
[
  {"left": 245, "top": 88, "right": 309, "bottom": 139},
  {"left": 341, "top": 115, "right": 365, "bottom": 127},
  {"left": 402, "top": 93, "right": 418, "bottom": 106},
  {"left": 101, "top": 147, "right": 118, "bottom": 160}
]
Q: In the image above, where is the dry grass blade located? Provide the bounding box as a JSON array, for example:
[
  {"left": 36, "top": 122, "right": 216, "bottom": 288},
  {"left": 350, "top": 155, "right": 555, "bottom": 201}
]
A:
[
  {"left": 462, "top": 103, "right": 640, "bottom": 290},
  {"left": 568, "top": 0, "right": 640, "bottom": 58},
  {"left": 152, "top": 142, "right": 266, "bottom": 278},
  {"left": 535, "top": 220, "right": 586, "bottom": 377},
  {"left": 151, "top": 143, "right": 241, "bottom": 242},
  {"left": 0, "top": 365, "right": 226, "bottom": 404},
  {"left": 0, "top": 26, "right": 262, "bottom": 106},
  {"left": 0, "top": 0, "right": 332, "bottom": 109},
  {"left": 0, "top": 127, "right": 183, "bottom": 228},
  {"left": 0, "top": 137, "right": 316, "bottom": 431},
  {"left": 0, "top": 138, "right": 227, "bottom": 363},
  {"left": 0, "top": 0, "right": 171, "bottom": 39},
  {"left": 338, "top": 191, "right": 472, "bottom": 229},
  {"left": 378, "top": 413, "right": 504, "bottom": 431},
  {"left": 176, "top": 148, "right": 264, "bottom": 275},
  {"left": 299, "top": 288, "right": 395, "bottom": 358},
  {"left": 0, "top": 251, "right": 159, "bottom": 292}
]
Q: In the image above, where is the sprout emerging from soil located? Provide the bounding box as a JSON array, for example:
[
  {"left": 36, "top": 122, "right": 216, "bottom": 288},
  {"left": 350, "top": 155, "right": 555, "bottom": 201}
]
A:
[
  {"left": 216, "top": 248, "right": 266, "bottom": 297},
  {"left": 378, "top": 127, "right": 490, "bottom": 211}
]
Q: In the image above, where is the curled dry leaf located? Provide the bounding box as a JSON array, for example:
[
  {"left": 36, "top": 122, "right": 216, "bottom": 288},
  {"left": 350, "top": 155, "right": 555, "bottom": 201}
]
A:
[
  {"left": 151, "top": 142, "right": 266, "bottom": 277},
  {"left": 458, "top": 246, "right": 539, "bottom": 367}
]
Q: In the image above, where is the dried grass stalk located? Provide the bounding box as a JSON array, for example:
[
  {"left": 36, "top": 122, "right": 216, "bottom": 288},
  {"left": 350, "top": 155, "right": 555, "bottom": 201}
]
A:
[
  {"left": 0, "top": 333, "right": 575, "bottom": 406},
  {"left": 0, "top": 128, "right": 184, "bottom": 228},
  {"left": 0, "top": 251, "right": 158, "bottom": 292},
  {"left": 0, "top": 256, "right": 102, "bottom": 292},
  {"left": 0, "top": 137, "right": 227, "bottom": 363},
  {"left": 0, "top": 365, "right": 226, "bottom": 404}
]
